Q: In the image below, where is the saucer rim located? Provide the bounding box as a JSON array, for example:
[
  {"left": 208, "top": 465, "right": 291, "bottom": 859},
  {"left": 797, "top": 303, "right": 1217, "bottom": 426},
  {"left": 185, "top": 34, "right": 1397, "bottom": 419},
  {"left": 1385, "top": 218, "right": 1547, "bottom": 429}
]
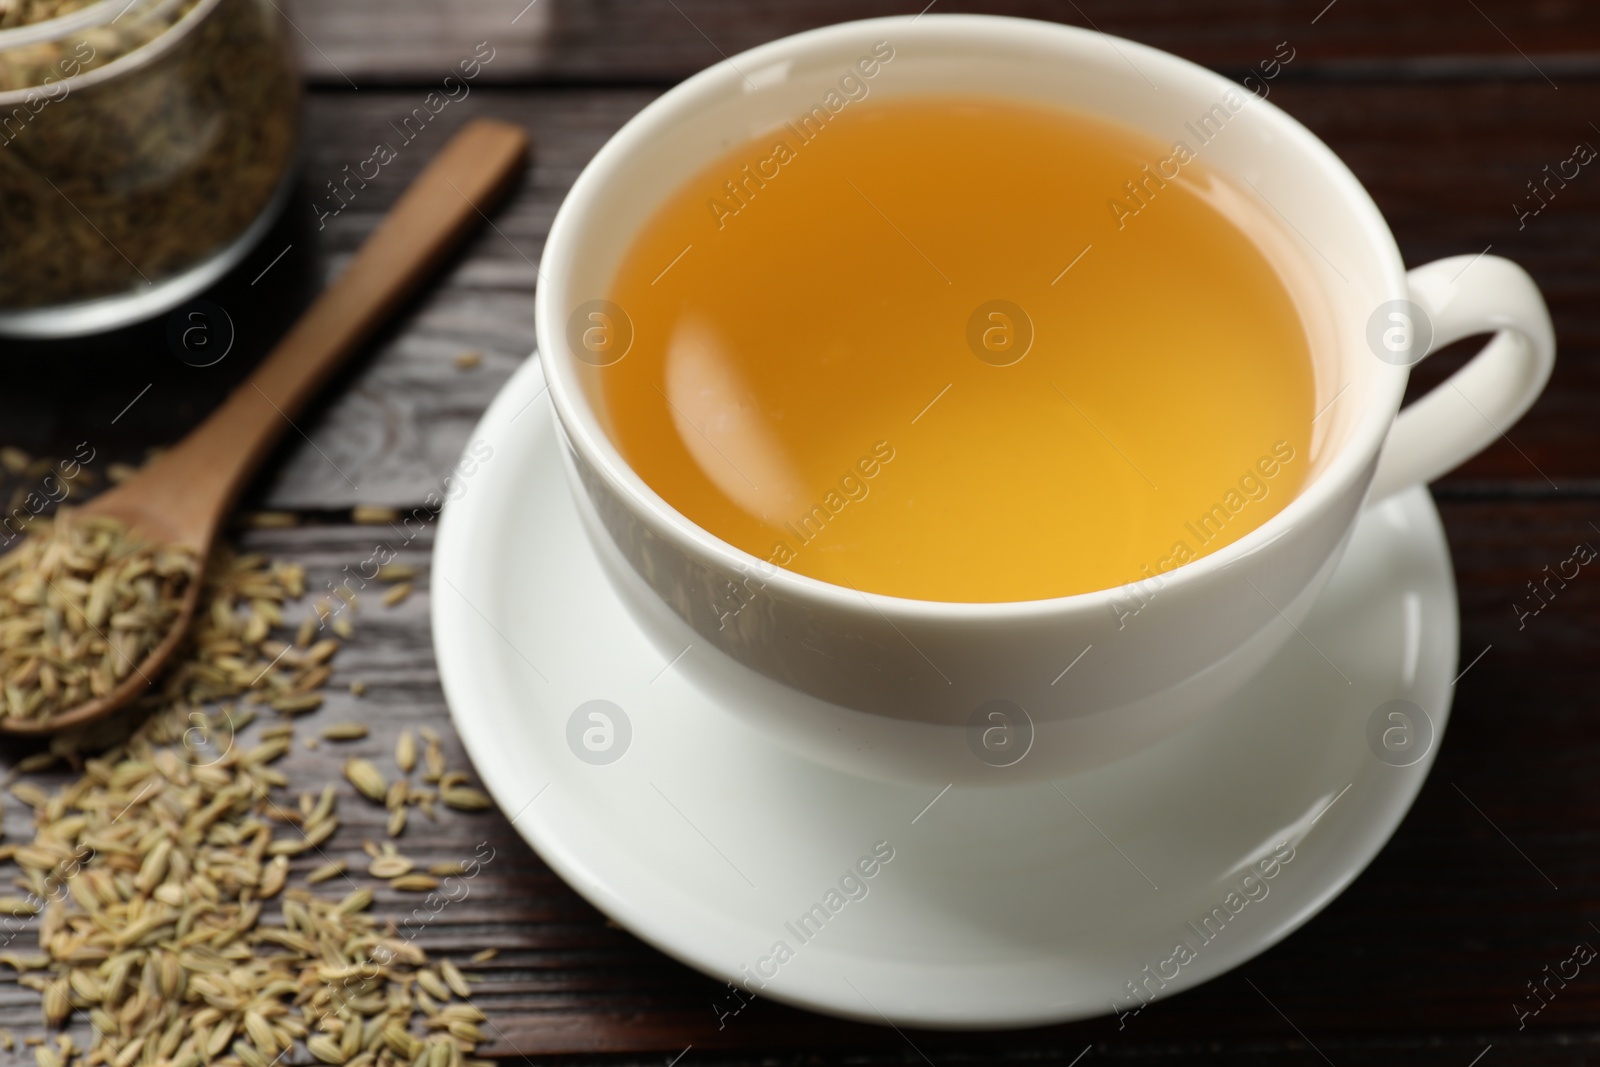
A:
[{"left": 433, "top": 353, "right": 1458, "bottom": 1029}]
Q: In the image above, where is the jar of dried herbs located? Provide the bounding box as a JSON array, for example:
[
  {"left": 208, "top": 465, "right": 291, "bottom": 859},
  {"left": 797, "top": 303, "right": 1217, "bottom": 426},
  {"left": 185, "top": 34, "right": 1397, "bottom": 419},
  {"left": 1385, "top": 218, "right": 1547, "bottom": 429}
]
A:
[{"left": 0, "top": 0, "right": 299, "bottom": 336}]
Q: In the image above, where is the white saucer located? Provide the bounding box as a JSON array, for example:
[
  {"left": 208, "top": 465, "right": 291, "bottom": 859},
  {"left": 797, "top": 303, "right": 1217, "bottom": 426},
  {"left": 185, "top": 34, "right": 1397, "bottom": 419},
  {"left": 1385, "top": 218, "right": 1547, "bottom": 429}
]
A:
[{"left": 433, "top": 354, "right": 1458, "bottom": 1030}]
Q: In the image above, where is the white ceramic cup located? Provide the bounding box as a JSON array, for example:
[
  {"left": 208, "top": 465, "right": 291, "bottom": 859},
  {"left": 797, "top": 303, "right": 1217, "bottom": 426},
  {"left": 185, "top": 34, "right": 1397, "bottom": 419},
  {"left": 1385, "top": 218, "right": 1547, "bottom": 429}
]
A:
[{"left": 534, "top": 14, "right": 1554, "bottom": 783}]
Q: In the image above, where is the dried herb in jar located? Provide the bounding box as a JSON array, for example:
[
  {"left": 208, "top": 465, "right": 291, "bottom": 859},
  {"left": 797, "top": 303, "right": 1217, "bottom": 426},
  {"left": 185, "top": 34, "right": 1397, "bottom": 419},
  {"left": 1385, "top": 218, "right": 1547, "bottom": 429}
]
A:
[{"left": 0, "top": 0, "right": 299, "bottom": 310}]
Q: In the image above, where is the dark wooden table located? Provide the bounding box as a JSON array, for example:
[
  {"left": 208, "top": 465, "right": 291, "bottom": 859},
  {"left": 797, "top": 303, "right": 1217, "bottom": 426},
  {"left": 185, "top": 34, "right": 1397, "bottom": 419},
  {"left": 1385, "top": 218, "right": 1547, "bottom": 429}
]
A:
[{"left": 3, "top": 1, "right": 1599, "bottom": 1063}]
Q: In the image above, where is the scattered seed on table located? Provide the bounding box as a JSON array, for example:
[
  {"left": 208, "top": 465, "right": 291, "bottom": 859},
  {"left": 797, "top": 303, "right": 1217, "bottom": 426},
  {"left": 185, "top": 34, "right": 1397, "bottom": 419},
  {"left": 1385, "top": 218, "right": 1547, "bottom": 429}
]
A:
[
  {"left": 307, "top": 861, "right": 346, "bottom": 884},
  {"left": 391, "top": 874, "right": 440, "bottom": 892},
  {"left": 344, "top": 758, "right": 388, "bottom": 803},
  {"left": 396, "top": 729, "right": 416, "bottom": 772},
  {"left": 369, "top": 854, "right": 414, "bottom": 879},
  {"left": 442, "top": 787, "right": 493, "bottom": 812}
]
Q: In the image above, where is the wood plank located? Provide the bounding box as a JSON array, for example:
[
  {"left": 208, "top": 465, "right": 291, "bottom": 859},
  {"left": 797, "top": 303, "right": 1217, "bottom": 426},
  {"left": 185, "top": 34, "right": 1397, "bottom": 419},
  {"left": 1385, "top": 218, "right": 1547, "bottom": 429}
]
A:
[
  {"left": 0, "top": 497, "right": 1593, "bottom": 1061},
  {"left": 12, "top": 75, "right": 1600, "bottom": 508},
  {"left": 0, "top": 2, "right": 1591, "bottom": 1061},
  {"left": 4, "top": 79, "right": 1597, "bottom": 509},
  {"left": 281, "top": 75, "right": 1600, "bottom": 498},
  {"left": 0, "top": 88, "right": 652, "bottom": 514},
  {"left": 280, "top": 0, "right": 1600, "bottom": 85}
]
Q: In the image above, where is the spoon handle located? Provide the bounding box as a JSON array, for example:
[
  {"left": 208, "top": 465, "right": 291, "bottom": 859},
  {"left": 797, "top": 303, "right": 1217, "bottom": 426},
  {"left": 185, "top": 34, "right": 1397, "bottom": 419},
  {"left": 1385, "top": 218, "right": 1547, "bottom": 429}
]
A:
[{"left": 100, "top": 118, "right": 530, "bottom": 547}]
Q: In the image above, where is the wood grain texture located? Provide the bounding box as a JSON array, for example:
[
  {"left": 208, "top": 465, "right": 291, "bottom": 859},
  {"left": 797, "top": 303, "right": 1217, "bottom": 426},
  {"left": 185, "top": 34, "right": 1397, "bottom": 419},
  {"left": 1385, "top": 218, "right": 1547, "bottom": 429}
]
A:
[
  {"left": 279, "top": 0, "right": 1600, "bottom": 85},
  {"left": 3, "top": 78, "right": 1599, "bottom": 508},
  {"left": 0, "top": 503, "right": 1592, "bottom": 1063},
  {"left": 0, "top": 6, "right": 1596, "bottom": 1059}
]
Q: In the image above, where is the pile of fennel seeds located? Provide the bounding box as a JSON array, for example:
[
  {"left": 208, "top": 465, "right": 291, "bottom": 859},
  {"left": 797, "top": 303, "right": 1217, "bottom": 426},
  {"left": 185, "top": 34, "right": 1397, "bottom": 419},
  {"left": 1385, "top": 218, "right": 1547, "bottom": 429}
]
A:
[
  {"left": 3, "top": 715, "right": 494, "bottom": 1067},
  {"left": 0, "top": 512, "right": 197, "bottom": 726},
  {"left": 0, "top": 540, "right": 499, "bottom": 1067}
]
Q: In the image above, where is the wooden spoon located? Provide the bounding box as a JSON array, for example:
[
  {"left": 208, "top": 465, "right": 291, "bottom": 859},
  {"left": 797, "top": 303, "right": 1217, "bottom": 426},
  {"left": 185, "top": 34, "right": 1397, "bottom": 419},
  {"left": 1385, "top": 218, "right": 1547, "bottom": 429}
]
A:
[{"left": 2, "top": 118, "right": 530, "bottom": 736}]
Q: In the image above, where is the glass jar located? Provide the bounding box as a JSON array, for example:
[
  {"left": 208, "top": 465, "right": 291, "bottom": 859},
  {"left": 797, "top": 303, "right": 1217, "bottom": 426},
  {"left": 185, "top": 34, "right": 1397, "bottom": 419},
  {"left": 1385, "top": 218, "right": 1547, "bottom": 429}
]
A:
[{"left": 0, "top": 0, "right": 299, "bottom": 337}]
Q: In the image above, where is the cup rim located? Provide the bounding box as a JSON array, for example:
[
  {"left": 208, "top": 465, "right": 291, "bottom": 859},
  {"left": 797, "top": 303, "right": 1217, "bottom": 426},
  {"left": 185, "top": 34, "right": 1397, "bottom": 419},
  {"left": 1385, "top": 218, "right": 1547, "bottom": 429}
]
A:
[{"left": 535, "top": 12, "right": 1409, "bottom": 621}]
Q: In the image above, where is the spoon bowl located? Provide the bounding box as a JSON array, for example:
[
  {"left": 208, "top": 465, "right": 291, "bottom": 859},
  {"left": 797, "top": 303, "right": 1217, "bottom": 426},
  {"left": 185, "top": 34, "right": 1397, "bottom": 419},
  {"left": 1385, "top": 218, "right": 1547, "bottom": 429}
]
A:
[{"left": 1, "top": 500, "right": 201, "bottom": 737}]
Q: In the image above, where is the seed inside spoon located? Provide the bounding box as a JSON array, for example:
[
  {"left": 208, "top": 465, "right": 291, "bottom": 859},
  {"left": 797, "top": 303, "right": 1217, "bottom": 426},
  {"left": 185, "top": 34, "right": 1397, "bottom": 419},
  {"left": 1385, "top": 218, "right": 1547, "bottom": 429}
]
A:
[{"left": 0, "top": 511, "right": 196, "bottom": 726}]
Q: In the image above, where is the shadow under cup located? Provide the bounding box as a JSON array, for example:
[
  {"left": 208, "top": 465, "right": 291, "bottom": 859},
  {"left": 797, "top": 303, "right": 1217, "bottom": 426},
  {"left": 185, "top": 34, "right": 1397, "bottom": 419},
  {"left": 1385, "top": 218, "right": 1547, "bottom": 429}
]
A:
[{"left": 536, "top": 15, "right": 1410, "bottom": 782}]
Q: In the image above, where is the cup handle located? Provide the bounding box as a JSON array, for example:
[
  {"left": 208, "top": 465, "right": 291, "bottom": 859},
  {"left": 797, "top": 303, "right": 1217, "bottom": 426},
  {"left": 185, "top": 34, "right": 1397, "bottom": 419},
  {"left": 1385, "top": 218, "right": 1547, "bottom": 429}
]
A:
[{"left": 1366, "top": 254, "right": 1555, "bottom": 503}]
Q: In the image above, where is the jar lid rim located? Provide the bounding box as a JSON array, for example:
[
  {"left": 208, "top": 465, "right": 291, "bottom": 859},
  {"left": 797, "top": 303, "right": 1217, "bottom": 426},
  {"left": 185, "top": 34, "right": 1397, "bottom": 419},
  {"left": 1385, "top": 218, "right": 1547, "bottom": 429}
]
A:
[{"left": 0, "top": 0, "right": 221, "bottom": 100}]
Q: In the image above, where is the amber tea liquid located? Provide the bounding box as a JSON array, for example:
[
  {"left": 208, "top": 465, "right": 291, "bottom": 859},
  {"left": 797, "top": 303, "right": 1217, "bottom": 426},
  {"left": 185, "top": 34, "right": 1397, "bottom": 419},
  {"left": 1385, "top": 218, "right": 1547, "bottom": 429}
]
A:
[{"left": 596, "top": 95, "right": 1319, "bottom": 602}]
